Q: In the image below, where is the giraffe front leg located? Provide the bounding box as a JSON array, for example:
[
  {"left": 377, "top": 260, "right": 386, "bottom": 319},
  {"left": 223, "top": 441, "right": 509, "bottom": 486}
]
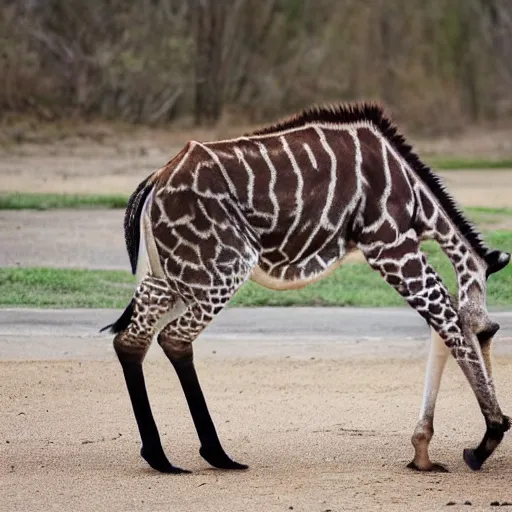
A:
[
  {"left": 459, "top": 326, "right": 509, "bottom": 471},
  {"left": 360, "top": 230, "right": 509, "bottom": 471},
  {"left": 460, "top": 323, "right": 503, "bottom": 469},
  {"left": 408, "top": 300, "right": 498, "bottom": 471},
  {"left": 407, "top": 328, "right": 450, "bottom": 472},
  {"left": 408, "top": 293, "right": 461, "bottom": 471}
]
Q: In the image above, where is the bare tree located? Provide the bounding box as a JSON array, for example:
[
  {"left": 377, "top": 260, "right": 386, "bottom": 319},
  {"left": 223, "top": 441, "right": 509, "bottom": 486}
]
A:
[
  {"left": 1, "top": 0, "right": 512, "bottom": 131},
  {"left": 194, "top": 0, "right": 227, "bottom": 125}
]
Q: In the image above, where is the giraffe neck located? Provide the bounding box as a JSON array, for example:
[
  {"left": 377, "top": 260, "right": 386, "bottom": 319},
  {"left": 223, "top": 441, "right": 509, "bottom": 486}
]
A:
[{"left": 413, "top": 182, "right": 488, "bottom": 313}]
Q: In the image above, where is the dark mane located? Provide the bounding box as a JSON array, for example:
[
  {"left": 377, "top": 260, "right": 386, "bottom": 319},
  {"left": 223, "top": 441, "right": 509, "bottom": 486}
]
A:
[{"left": 249, "top": 102, "right": 491, "bottom": 261}]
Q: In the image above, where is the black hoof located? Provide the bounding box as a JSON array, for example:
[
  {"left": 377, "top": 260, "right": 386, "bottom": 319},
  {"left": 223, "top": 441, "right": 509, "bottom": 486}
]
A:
[
  {"left": 141, "top": 445, "right": 190, "bottom": 474},
  {"left": 407, "top": 461, "right": 449, "bottom": 473},
  {"left": 199, "top": 446, "right": 248, "bottom": 470},
  {"left": 463, "top": 448, "right": 483, "bottom": 471}
]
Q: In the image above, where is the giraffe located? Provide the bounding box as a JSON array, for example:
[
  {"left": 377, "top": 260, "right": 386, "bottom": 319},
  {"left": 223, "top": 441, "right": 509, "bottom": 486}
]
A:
[{"left": 102, "top": 102, "right": 510, "bottom": 474}]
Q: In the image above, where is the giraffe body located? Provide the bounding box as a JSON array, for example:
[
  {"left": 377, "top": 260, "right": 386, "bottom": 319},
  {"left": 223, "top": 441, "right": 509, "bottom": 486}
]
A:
[{"left": 106, "top": 102, "right": 510, "bottom": 474}]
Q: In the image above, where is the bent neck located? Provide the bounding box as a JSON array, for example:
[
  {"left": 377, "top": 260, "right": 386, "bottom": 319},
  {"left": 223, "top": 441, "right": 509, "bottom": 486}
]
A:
[{"left": 414, "top": 186, "right": 488, "bottom": 309}]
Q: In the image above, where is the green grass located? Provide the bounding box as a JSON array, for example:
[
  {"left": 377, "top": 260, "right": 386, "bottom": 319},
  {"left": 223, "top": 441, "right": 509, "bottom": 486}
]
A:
[
  {"left": 465, "top": 207, "right": 512, "bottom": 228},
  {"left": 0, "top": 268, "right": 135, "bottom": 308},
  {"left": 466, "top": 206, "right": 512, "bottom": 216},
  {"left": 1, "top": 231, "right": 511, "bottom": 309},
  {"left": 428, "top": 157, "right": 512, "bottom": 170},
  {"left": 0, "top": 193, "right": 129, "bottom": 210}
]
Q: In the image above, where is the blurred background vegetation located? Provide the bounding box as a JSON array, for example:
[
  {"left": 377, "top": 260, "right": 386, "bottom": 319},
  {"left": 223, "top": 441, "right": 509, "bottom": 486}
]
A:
[{"left": 1, "top": 0, "right": 512, "bottom": 134}]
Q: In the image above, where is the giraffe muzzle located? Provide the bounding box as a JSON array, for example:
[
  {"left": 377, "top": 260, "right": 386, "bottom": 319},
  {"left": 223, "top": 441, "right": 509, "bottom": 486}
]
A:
[{"left": 476, "top": 321, "right": 500, "bottom": 344}]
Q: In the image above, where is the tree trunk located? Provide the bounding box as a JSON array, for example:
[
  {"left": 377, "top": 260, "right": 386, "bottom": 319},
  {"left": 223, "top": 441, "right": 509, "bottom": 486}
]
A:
[{"left": 194, "top": 0, "right": 226, "bottom": 126}]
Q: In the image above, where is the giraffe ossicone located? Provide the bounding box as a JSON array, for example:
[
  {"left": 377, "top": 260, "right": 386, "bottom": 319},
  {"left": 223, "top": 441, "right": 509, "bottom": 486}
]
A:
[{"left": 104, "top": 101, "right": 511, "bottom": 474}]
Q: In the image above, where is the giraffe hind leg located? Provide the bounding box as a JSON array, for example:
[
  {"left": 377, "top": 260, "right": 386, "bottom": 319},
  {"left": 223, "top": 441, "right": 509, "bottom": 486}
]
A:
[
  {"left": 407, "top": 327, "right": 450, "bottom": 472},
  {"left": 158, "top": 284, "right": 250, "bottom": 471},
  {"left": 112, "top": 275, "right": 189, "bottom": 474}
]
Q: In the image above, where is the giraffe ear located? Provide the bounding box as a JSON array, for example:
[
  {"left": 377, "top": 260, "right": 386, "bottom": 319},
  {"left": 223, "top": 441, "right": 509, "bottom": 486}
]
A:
[{"left": 485, "top": 250, "right": 511, "bottom": 277}]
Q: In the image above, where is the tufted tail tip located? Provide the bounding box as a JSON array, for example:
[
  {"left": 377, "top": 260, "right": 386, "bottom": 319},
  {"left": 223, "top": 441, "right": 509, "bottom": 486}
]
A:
[{"left": 99, "top": 300, "right": 134, "bottom": 334}]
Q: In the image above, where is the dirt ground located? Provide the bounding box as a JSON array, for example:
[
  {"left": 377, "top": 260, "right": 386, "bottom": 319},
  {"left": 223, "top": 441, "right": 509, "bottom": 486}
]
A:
[
  {"left": 0, "top": 355, "right": 511, "bottom": 512},
  {"left": 1, "top": 308, "right": 512, "bottom": 512}
]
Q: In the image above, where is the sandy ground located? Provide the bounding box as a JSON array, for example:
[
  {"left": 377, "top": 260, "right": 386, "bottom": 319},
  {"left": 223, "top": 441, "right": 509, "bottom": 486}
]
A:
[
  {"left": 0, "top": 146, "right": 168, "bottom": 195},
  {"left": 3, "top": 357, "right": 512, "bottom": 512},
  {"left": 1, "top": 308, "right": 512, "bottom": 511},
  {"left": 437, "top": 170, "right": 512, "bottom": 209}
]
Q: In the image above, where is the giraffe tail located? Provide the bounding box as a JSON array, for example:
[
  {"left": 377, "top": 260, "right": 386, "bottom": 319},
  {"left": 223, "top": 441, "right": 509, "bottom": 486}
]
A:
[
  {"left": 100, "top": 173, "right": 156, "bottom": 334},
  {"left": 124, "top": 173, "right": 157, "bottom": 276},
  {"left": 99, "top": 299, "right": 135, "bottom": 334}
]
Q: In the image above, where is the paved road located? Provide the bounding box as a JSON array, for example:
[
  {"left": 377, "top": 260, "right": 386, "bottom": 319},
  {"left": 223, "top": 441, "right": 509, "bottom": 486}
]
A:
[
  {"left": 1, "top": 307, "right": 511, "bottom": 361},
  {"left": 0, "top": 209, "right": 127, "bottom": 269}
]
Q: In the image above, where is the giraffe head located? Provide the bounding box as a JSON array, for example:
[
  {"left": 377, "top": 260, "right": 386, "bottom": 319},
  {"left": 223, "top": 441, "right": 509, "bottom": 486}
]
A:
[
  {"left": 448, "top": 292, "right": 497, "bottom": 344},
  {"left": 454, "top": 248, "right": 509, "bottom": 342}
]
